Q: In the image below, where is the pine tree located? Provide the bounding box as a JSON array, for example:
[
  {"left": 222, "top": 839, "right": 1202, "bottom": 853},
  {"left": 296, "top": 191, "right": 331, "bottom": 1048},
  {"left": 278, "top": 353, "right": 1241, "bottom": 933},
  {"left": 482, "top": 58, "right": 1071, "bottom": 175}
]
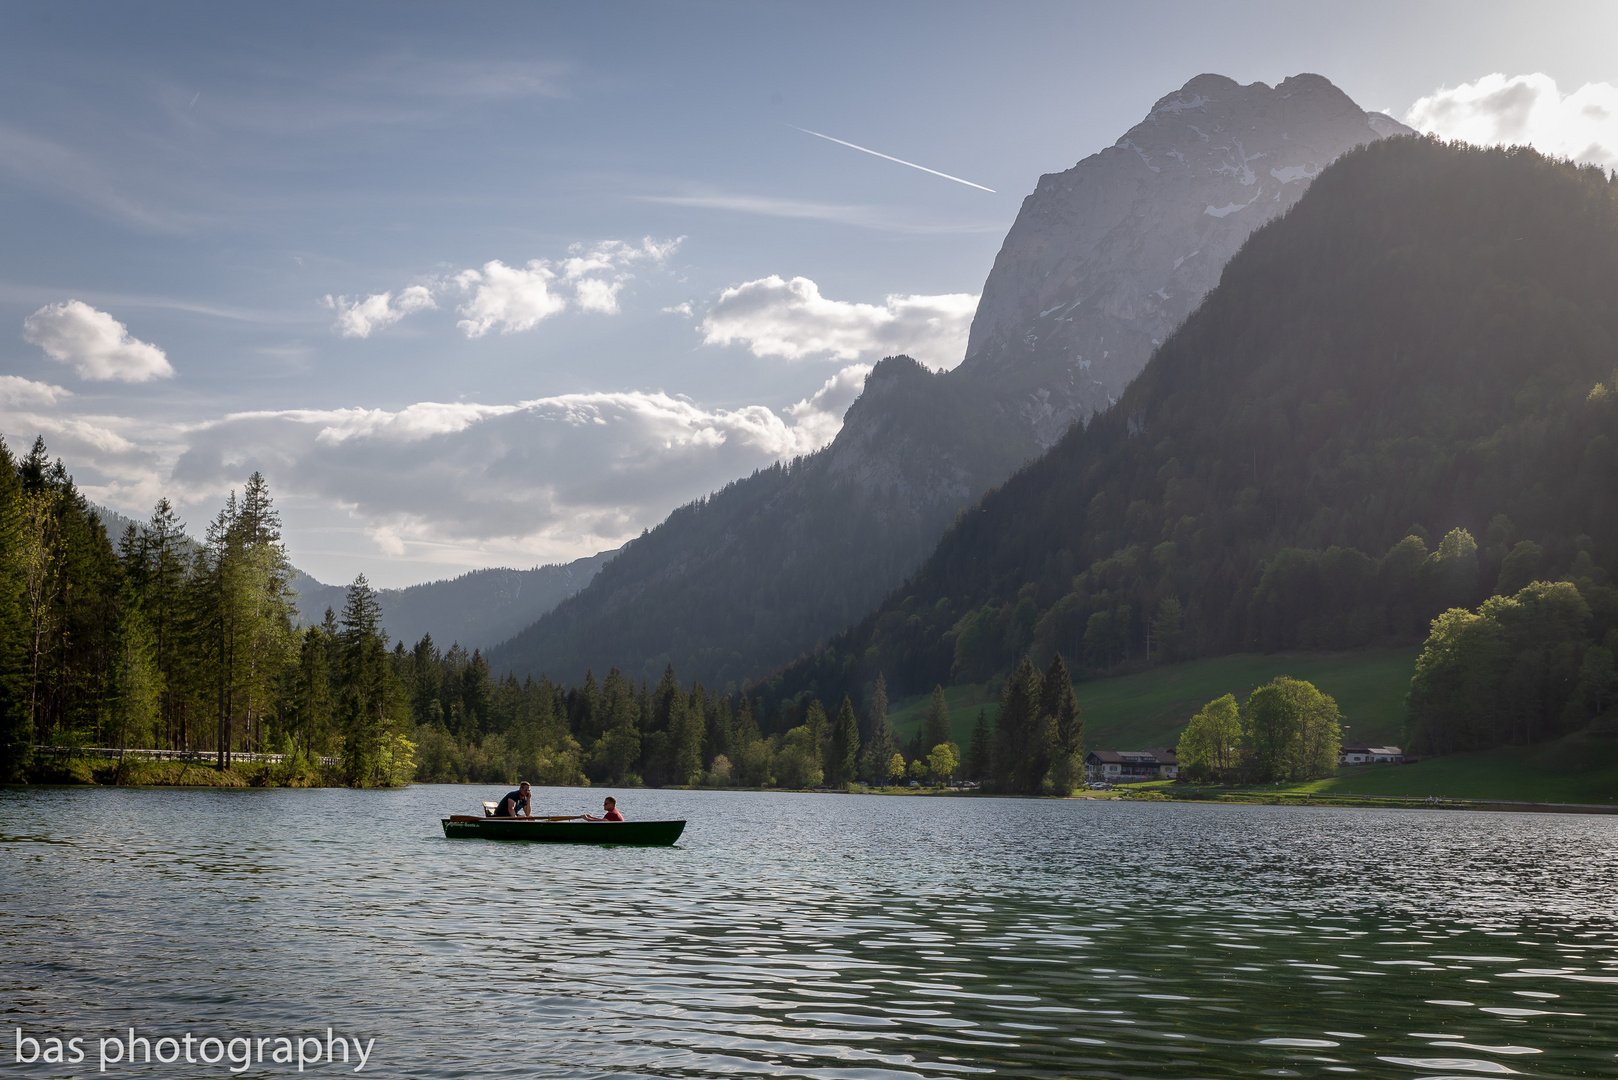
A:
[
  {"left": 965, "top": 708, "right": 991, "bottom": 782},
  {"left": 858, "top": 674, "right": 898, "bottom": 784},
  {"left": 335, "top": 574, "right": 412, "bottom": 785},
  {"left": 804, "top": 698, "right": 829, "bottom": 770},
  {"left": 992, "top": 656, "right": 1044, "bottom": 793},
  {"left": 829, "top": 695, "right": 860, "bottom": 786},
  {"left": 1039, "top": 654, "right": 1083, "bottom": 794}
]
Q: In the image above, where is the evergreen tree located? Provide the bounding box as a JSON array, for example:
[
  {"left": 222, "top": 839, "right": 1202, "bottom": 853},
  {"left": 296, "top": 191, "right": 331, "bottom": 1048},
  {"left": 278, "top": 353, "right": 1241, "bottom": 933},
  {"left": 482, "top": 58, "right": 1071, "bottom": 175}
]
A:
[
  {"left": 992, "top": 656, "right": 1043, "bottom": 793},
  {"left": 335, "top": 574, "right": 413, "bottom": 786},
  {"left": 858, "top": 674, "right": 898, "bottom": 784},
  {"left": 108, "top": 584, "right": 162, "bottom": 769},
  {"left": 829, "top": 695, "right": 860, "bottom": 786},
  {"left": 804, "top": 698, "right": 829, "bottom": 774},
  {"left": 1039, "top": 655, "right": 1084, "bottom": 795},
  {"left": 669, "top": 684, "right": 706, "bottom": 785},
  {"left": 965, "top": 708, "right": 991, "bottom": 782}
]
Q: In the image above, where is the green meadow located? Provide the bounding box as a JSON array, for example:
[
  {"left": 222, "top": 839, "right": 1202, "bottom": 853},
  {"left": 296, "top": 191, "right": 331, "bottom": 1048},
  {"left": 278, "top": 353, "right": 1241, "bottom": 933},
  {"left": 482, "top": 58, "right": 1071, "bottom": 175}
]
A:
[{"left": 888, "top": 647, "right": 1420, "bottom": 752}]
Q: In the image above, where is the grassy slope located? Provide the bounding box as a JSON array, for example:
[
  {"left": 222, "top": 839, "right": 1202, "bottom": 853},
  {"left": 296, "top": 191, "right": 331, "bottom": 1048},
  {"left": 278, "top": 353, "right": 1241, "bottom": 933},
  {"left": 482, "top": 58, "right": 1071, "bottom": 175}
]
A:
[
  {"left": 888, "top": 648, "right": 1419, "bottom": 751},
  {"left": 1293, "top": 724, "right": 1618, "bottom": 804}
]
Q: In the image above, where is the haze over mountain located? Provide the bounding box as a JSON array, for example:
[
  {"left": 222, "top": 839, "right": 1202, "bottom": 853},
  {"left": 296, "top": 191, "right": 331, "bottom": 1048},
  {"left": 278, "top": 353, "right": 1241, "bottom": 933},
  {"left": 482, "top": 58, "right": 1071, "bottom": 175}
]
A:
[
  {"left": 762, "top": 137, "right": 1618, "bottom": 719},
  {"left": 489, "top": 73, "right": 1408, "bottom": 688},
  {"left": 93, "top": 501, "right": 612, "bottom": 652},
  {"left": 291, "top": 553, "right": 615, "bottom": 653}
]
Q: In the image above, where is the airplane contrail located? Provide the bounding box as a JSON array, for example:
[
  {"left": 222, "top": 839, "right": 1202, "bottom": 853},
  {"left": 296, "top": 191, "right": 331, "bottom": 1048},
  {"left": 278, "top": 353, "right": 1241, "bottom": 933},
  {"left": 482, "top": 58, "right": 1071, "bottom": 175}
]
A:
[{"left": 790, "top": 126, "right": 996, "bottom": 193}]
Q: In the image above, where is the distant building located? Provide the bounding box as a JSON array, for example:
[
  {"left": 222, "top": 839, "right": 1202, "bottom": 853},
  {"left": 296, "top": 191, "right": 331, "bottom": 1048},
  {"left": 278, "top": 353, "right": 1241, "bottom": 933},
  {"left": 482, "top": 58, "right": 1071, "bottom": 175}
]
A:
[
  {"left": 1085, "top": 748, "right": 1178, "bottom": 782},
  {"left": 1339, "top": 741, "right": 1404, "bottom": 765}
]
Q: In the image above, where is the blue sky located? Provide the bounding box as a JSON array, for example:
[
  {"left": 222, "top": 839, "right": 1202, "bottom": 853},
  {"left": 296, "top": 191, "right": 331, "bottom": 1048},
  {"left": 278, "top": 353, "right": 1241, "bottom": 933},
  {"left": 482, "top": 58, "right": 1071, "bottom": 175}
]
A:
[{"left": 2, "top": 0, "right": 1616, "bottom": 586}]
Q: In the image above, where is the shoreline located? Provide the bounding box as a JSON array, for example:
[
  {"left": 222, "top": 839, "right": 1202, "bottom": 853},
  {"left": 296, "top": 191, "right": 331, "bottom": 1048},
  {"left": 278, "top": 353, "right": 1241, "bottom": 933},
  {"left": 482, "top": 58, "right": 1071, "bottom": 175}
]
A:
[{"left": 13, "top": 764, "right": 1618, "bottom": 817}]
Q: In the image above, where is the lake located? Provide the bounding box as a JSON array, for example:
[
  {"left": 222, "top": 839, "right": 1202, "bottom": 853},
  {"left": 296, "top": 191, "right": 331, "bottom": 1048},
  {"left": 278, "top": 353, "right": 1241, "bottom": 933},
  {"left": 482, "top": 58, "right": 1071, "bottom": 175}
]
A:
[{"left": 2, "top": 786, "right": 1616, "bottom": 1078}]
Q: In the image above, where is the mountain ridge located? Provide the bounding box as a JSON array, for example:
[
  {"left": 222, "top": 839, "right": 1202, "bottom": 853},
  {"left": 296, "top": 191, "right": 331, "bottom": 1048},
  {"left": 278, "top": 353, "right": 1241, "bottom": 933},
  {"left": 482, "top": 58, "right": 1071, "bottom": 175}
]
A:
[
  {"left": 755, "top": 137, "right": 1618, "bottom": 716},
  {"left": 484, "top": 73, "right": 1407, "bottom": 687}
]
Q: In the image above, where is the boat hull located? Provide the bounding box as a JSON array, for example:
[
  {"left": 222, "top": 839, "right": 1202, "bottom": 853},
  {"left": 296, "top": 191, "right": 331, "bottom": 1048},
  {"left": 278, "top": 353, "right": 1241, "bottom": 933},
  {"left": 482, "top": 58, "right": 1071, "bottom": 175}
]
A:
[{"left": 441, "top": 817, "right": 686, "bottom": 846}]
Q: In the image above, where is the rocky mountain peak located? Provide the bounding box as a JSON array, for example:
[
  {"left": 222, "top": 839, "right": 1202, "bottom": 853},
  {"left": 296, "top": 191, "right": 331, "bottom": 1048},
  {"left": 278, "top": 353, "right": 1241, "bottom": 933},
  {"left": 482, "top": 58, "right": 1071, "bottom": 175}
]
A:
[{"left": 956, "top": 72, "right": 1413, "bottom": 446}]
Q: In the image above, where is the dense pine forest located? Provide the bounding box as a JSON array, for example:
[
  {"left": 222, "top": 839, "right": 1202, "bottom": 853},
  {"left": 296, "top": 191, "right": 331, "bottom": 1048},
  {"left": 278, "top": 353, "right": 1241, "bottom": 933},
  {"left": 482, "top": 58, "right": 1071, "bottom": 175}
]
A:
[{"left": 758, "top": 138, "right": 1618, "bottom": 756}]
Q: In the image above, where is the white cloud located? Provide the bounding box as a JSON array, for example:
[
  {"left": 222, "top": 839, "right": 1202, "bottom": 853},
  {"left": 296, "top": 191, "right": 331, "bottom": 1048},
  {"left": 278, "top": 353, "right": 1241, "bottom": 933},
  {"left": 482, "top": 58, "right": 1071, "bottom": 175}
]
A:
[
  {"left": 0, "top": 375, "right": 73, "bottom": 408},
  {"left": 324, "top": 285, "right": 437, "bottom": 338},
  {"left": 22, "top": 300, "right": 175, "bottom": 382},
  {"left": 1407, "top": 73, "right": 1618, "bottom": 171},
  {"left": 662, "top": 301, "right": 694, "bottom": 318},
  {"left": 785, "top": 363, "right": 873, "bottom": 448},
  {"left": 573, "top": 277, "right": 624, "bottom": 315},
  {"left": 453, "top": 260, "right": 567, "bottom": 337},
  {"left": 163, "top": 385, "right": 838, "bottom": 565},
  {"left": 322, "top": 236, "right": 686, "bottom": 339},
  {"left": 700, "top": 275, "right": 977, "bottom": 366}
]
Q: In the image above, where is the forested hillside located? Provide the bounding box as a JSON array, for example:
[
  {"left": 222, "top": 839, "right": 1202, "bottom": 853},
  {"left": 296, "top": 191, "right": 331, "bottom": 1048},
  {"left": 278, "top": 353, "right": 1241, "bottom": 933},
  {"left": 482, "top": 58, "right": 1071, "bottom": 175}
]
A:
[
  {"left": 487, "top": 356, "right": 1035, "bottom": 688},
  {"left": 760, "top": 138, "right": 1618, "bottom": 755}
]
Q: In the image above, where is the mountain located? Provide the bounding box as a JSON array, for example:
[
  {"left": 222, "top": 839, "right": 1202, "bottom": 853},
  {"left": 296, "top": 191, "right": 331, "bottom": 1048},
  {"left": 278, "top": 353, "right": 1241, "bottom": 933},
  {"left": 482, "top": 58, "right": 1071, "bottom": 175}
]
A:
[
  {"left": 488, "top": 359, "right": 1033, "bottom": 685},
  {"left": 91, "top": 501, "right": 613, "bottom": 653},
  {"left": 290, "top": 551, "right": 617, "bottom": 652},
  {"left": 759, "top": 137, "right": 1618, "bottom": 715},
  {"left": 959, "top": 72, "right": 1411, "bottom": 446},
  {"left": 488, "top": 73, "right": 1407, "bottom": 688}
]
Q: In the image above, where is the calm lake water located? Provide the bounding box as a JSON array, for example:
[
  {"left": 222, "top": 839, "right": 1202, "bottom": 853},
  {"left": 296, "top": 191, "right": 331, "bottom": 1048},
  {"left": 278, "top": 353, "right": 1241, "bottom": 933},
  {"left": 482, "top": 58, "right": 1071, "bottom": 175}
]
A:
[{"left": 2, "top": 786, "right": 1616, "bottom": 1079}]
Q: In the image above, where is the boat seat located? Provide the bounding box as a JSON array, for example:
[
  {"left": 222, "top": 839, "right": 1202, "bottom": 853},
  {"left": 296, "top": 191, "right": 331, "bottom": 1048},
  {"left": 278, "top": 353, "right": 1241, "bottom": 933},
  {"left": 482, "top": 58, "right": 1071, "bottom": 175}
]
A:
[{"left": 481, "top": 801, "right": 497, "bottom": 817}]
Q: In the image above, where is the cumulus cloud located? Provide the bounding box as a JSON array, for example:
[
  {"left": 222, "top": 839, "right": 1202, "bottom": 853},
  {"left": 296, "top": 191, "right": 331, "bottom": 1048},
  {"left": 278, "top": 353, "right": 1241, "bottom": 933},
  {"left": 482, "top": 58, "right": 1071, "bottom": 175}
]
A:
[
  {"left": 22, "top": 300, "right": 175, "bottom": 381},
  {"left": 701, "top": 275, "right": 977, "bottom": 367},
  {"left": 452, "top": 260, "right": 567, "bottom": 338},
  {"left": 162, "top": 385, "right": 837, "bottom": 565},
  {"left": 0, "top": 375, "right": 73, "bottom": 408},
  {"left": 455, "top": 236, "right": 681, "bottom": 335},
  {"left": 785, "top": 363, "right": 873, "bottom": 448},
  {"left": 324, "top": 285, "right": 437, "bottom": 338},
  {"left": 330, "top": 236, "right": 682, "bottom": 339},
  {"left": 1407, "top": 73, "right": 1618, "bottom": 170}
]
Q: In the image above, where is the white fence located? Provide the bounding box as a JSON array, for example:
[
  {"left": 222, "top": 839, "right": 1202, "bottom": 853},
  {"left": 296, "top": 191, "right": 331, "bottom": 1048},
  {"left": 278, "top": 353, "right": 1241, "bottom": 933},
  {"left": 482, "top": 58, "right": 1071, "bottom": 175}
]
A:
[{"left": 33, "top": 746, "right": 337, "bottom": 766}]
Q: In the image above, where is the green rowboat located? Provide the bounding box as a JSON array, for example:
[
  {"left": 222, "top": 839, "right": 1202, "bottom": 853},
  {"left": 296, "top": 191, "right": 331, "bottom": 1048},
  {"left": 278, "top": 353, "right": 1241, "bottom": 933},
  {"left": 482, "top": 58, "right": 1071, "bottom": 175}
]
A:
[{"left": 441, "top": 815, "right": 685, "bottom": 846}]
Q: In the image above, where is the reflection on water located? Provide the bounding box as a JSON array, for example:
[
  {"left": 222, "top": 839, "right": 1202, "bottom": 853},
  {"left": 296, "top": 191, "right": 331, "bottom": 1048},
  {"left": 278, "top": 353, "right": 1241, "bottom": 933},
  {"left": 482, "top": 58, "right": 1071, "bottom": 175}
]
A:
[{"left": 2, "top": 786, "right": 1616, "bottom": 1078}]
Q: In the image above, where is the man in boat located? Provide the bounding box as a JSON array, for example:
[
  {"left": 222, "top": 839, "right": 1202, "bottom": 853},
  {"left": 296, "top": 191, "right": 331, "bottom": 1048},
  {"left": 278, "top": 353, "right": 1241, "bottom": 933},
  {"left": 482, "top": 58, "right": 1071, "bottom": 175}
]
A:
[
  {"left": 492, "top": 782, "right": 533, "bottom": 818},
  {"left": 582, "top": 796, "right": 624, "bottom": 822}
]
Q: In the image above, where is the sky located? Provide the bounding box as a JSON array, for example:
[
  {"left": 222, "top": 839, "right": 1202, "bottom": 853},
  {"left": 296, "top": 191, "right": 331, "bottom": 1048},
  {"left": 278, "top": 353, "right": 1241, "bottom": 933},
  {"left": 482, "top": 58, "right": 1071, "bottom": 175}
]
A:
[{"left": 2, "top": 0, "right": 1617, "bottom": 588}]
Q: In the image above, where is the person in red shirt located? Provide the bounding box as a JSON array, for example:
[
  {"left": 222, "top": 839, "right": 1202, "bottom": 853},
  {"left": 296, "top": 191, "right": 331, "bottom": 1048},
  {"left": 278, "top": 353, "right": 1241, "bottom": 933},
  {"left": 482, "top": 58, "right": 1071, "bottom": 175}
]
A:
[{"left": 583, "top": 796, "right": 625, "bottom": 822}]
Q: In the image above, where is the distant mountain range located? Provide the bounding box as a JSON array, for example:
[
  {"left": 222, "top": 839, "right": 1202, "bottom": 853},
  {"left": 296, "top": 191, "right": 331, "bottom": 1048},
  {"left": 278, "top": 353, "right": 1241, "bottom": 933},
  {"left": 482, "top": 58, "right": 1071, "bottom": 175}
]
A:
[
  {"left": 91, "top": 503, "right": 614, "bottom": 652},
  {"left": 488, "top": 73, "right": 1409, "bottom": 688},
  {"left": 289, "top": 552, "right": 616, "bottom": 652}
]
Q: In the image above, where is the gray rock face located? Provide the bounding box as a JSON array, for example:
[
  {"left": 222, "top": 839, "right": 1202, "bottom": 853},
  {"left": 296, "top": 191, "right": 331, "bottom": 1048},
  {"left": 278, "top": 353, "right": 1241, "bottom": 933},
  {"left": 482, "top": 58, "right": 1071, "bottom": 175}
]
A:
[{"left": 957, "top": 73, "right": 1412, "bottom": 446}]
